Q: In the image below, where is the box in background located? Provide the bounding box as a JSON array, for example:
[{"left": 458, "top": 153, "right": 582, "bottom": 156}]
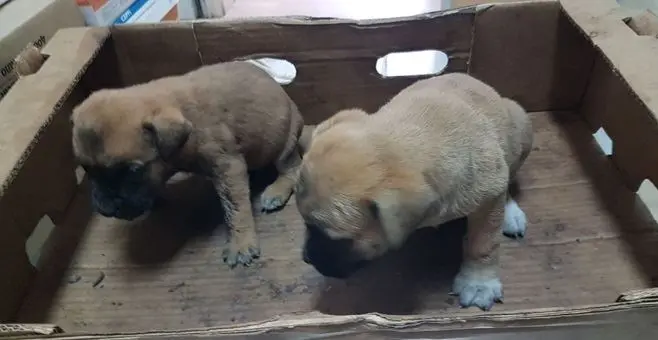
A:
[
  {"left": 178, "top": 0, "right": 199, "bottom": 20},
  {"left": 198, "top": 0, "right": 235, "bottom": 18},
  {"left": 0, "top": 0, "right": 85, "bottom": 100},
  {"left": 114, "top": 0, "right": 179, "bottom": 24},
  {"left": 76, "top": 0, "right": 134, "bottom": 26}
]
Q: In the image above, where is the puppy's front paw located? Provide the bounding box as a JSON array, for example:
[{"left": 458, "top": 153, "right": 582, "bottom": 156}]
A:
[
  {"left": 452, "top": 269, "right": 503, "bottom": 311},
  {"left": 222, "top": 235, "right": 261, "bottom": 268},
  {"left": 502, "top": 199, "right": 527, "bottom": 239},
  {"left": 260, "top": 181, "right": 294, "bottom": 212}
]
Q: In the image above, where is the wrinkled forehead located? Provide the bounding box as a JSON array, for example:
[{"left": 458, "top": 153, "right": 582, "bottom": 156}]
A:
[
  {"left": 302, "top": 199, "right": 368, "bottom": 239},
  {"left": 73, "top": 123, "right": 148, "bottom": 167}
]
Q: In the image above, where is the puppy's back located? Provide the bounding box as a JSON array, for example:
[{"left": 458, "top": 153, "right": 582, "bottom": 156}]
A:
[
  {"left": 360, "top": 73, "right": 530, "bottom": 187},
  {"left": 381, "top": 73, "right": 504, "bottom": 121}
]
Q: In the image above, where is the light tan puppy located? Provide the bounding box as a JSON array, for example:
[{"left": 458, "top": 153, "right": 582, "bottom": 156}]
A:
[
  {"left": 71, "top": 61, "right": 304, "bottom": 268},
  {"left": 296, "top": 73, "right": 533, "bottom": 311}
]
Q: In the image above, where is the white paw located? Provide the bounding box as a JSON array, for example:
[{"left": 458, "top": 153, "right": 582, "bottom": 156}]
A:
[
  {"left": 502, "top": 199, "right": 527, "bottom": 239},
  {"left": 452, "top": 268, "right": 503, "bottom": 311}
]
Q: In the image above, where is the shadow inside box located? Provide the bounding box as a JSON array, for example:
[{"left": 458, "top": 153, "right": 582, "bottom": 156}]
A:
[
  {"left": 313, "top": 218, "right": 467, "bottom": 315},
  {"left": 123, "top": 165, "right": 279, "bottom": 266}
]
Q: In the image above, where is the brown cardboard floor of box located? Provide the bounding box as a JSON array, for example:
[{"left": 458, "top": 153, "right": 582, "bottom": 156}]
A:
[{"left": 15, "top": 111, "right": 658, "bottom": 332}]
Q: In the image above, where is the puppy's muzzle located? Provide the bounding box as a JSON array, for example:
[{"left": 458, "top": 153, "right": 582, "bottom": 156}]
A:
[
  {"left": 90, "top": 179, "right": 155, "bottom": 221},
  {"left": 303, "top": 223, "right": 369, "bottom": 279}
]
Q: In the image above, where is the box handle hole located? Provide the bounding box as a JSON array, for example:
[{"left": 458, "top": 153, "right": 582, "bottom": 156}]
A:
[
  {"left": 376, "top": 50, "right": 448, "bottom": 78},
  {"left": 14, "top": 45, "right": 49, "bottom": 78},
  {"left": 244, "top": 58, "right": 296, "bottom": 85},
  {"left": 623, "top": 9, "right": 658, "bottom": 37},
  {"left": 75, "top": 165, "right": 86, "bottom": 185},
  {"left": 26, "top": 214, "right": 57, "bottom": 269},
  {"left": 638, "top": 179, "right": 658, "bottom": 221},
  {"left": 593, "top": 127, "right": 613, "bottom": 156}
]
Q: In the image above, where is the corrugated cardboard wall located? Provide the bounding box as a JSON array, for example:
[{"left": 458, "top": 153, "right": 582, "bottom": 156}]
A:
[
  {"left": 0, "top": 27, "right": 110, "bottom": 321},
  {"left": 108, "top": 1, "right": 595, "bottom": 125}
]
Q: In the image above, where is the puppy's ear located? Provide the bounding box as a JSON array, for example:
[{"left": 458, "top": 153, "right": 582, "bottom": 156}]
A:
[
  {"left": 313, "top": 108, "right": 367, "bottom": 139},
  {"left": 142, "top": 109, "right": 192, "bottom": 160},
  {"left": 364, "top": 190, "right": 432, "bottom": 249}
]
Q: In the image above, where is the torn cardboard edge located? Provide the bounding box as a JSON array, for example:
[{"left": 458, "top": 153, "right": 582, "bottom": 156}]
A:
[
  {"left": 0, "top": 323, "right": 62, "bottom": 337},
  {"left": 6, "top": 294, "right": 658, "bottom": 338}
]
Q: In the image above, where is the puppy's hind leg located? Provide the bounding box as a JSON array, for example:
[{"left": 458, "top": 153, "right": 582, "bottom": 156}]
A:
[
  {"left": 260, "top": 112, "right": 304, "bottom": 212},
  {"left": 453, "top": 193, "right": 506, "bottom": 311},
  {"left": 503, "top": 99, "right": 532, "bottom": 240}
]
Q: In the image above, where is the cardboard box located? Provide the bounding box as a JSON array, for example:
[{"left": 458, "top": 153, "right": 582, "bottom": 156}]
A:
[
  {"left": 76, "top": 0, "right": 135, "bottom": 26},
  {"left": 197, "top": 0, "right": 235, "bottom": 18},
  {"left": 0, "top": 0, "right": 85, "bottom": 100},
  {"left": 2, "top": 0, "right": 658, "bottom": 337},
  {"left": 114, "top": 0, "right": 179, "bottom": 24}
]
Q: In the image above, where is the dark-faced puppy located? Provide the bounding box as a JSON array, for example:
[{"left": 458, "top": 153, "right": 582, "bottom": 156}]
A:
[
  {"left": 296, "top": 73, "right": 534, "bottom": 311},
  {"left": 72, "top": 61, "right": 305, "bottom": 268}
]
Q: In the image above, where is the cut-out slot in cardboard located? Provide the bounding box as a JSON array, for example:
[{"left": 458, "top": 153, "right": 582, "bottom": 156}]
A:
[
  {"left": 25, "top": 215, "right": 56, "bottom": 269},
  {"left": 376, "top": 50, "right": 448, "bottom": 78},
  {"left": 638, "top": 179, "right": 658, "bottom": 221},
  {"left": 14, "top": 46, "right": 49, "bottom": 78},
  {"left": 74, "top": 166, "right": 85, "bottom": 186},
  {"left": 623, "top": 9, "right": 658, "bottom": 37},
  {"left": 244, "top": 58, "right": 297, "bottom": 85},
  {"left": 593, "top": 127, "right": 613, "bottom": 156}
]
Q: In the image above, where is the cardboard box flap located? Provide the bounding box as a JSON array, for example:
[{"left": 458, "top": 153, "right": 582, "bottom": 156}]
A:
[
  {"left": 561, "top": 0, "right": 658, "bottom": 189},
  {"left": 0, "top": 27, "right": 108, "bottom": 197},
  {"left": 0, "top": 26, "right": 109, "bottom": 321},
  {"left": 560, "top": 0, "right": 658, "bottom": 140}
]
